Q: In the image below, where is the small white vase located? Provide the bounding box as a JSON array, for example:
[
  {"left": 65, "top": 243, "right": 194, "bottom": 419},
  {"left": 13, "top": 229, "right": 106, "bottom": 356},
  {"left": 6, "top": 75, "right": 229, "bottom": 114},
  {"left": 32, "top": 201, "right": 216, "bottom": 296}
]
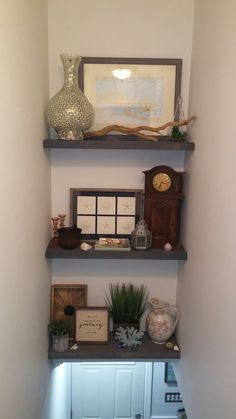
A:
[
  {"left": 52, "top": 333, "right": 69, "bottom": 352},
  {"left": 146, "top": 299, "right": 179, "bottom": 344}
]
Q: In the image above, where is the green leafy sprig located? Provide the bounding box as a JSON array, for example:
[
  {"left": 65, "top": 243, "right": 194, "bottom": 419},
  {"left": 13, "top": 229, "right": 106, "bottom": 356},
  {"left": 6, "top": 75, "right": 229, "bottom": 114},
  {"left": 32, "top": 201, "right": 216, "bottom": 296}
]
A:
[
  {"left": 171, "top": 126, "right": 187, "bottom": 141},
  {"left": 48, "top": 319, "right": 69, "bottom": 336}
]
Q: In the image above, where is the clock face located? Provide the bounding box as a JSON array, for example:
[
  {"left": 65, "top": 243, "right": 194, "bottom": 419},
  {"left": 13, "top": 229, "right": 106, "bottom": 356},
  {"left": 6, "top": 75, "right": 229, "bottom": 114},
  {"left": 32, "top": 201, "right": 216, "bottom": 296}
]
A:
[{"left": 152, "top": 173, "right": 172, "bottom": 192}]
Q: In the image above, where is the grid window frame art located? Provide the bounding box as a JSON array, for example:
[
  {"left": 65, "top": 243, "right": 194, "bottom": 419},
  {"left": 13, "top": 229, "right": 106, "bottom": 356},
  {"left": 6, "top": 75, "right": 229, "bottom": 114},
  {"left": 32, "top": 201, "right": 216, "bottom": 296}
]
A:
[{"left": 70, "top": 188, "right": 143, "bottom": 239}]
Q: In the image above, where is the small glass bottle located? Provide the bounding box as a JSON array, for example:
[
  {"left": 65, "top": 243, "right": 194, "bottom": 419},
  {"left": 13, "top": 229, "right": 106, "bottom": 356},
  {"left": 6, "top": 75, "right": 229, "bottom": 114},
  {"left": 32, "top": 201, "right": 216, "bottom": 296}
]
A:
[
  {"left": 131, "top": 219, "right": 152, "bottom": 250},
  {"left": 171, "top": 96, "right": 187, "bottom": 140}
]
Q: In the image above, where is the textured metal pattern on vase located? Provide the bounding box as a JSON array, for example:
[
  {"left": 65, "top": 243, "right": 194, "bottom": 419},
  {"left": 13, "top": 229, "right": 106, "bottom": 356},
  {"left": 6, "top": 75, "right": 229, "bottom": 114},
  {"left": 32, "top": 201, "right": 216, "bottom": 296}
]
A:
[{"left": 46, "top": 54, "right": 94, "bottom": 140}]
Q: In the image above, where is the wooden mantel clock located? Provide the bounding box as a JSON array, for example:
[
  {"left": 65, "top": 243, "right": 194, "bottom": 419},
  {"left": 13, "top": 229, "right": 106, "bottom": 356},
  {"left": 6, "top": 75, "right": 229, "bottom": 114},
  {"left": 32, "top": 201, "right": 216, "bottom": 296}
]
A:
[{"left": 143, "top": 165, "right": 185, "bottom": 248}]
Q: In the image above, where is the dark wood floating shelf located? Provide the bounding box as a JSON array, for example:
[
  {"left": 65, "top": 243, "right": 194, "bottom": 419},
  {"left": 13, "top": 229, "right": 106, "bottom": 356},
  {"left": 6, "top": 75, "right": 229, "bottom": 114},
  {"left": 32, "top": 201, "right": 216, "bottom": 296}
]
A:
[
  {"left": 48, "top": 333, "right": 180, "bottom": 363},
  {"left": 45, "top": 239, "right": 187, "bottom": 260},
  {"left": 43, "top": 135, "right": 195, "bottom": 151}
]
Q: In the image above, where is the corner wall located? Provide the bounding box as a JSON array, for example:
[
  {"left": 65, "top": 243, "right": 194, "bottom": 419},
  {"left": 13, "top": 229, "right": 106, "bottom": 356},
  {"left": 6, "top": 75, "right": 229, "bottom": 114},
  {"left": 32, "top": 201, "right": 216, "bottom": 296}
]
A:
[
  {"left": 42, "top": 363, "right": 72, "bottom": 419},
  {"left": 177, "top": 1, "right": 236, "bottom": 417},
  {"left": 0, "top": 1, "right": 51, "bottom": 418}
]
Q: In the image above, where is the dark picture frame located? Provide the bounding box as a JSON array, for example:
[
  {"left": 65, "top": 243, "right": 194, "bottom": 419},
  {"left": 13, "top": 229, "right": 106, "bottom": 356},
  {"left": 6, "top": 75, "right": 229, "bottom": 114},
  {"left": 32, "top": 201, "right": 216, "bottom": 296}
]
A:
[
  {"left": 164, "top": 362, "right": 177, "bottom": 385},
  {"left": 70, "top": 188, "right": 143, "bottom": 240},
  {"left": 51, "top": 284, "right": 87, "bottom": 340},
  {"left": 78, "top": 57, "right": 182, "bottom": 132},
  {"left": 75, "top": 307, "right": 109, "bottom": 344}
]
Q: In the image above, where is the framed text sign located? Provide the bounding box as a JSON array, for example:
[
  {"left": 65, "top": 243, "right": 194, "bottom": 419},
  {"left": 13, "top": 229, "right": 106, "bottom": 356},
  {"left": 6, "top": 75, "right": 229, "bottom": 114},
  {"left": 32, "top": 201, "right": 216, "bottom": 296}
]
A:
[
  {"left": 76, "top": 307, "right": 109, "bottom": 344},
  {"left": 78, "top": 57, "right": 182, "bottom": 133}
]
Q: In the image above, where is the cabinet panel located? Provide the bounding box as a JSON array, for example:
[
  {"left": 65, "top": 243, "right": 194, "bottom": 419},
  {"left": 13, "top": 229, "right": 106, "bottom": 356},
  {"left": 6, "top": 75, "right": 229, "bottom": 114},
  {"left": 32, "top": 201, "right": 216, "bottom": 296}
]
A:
[{"left": 72, "top": 363, "right": 146, "bottom": 419}]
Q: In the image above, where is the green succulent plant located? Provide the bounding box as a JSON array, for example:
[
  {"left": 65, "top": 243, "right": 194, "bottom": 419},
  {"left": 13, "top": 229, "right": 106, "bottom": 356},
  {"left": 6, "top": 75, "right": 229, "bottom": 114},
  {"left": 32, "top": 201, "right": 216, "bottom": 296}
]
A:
[
  {"left": 48, "top": 319, "right": 69, "bottom": 336},
  {"left": 105, "top": 283, "right": 148, "bottom": 324},
  {"left": 171, "top": 126, "right": 187, "bottom": 141}
]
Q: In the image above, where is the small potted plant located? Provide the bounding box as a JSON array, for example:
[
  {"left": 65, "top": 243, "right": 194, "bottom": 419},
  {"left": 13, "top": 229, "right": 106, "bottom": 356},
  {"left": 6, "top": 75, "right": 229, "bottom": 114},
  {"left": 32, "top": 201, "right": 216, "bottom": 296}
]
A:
[
  {"left": 105, "top": 283, "right": 148, "bottom": 332},
  {"left": 48, "top": 319, "right": 69, "bottom": 352}
]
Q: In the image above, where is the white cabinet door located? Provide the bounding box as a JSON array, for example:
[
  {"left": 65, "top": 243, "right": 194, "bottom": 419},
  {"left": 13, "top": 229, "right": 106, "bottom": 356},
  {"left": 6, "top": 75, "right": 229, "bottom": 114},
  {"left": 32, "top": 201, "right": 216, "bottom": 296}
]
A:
[{"left": 72, "top": 362, "right": 146, "bottom": 419}]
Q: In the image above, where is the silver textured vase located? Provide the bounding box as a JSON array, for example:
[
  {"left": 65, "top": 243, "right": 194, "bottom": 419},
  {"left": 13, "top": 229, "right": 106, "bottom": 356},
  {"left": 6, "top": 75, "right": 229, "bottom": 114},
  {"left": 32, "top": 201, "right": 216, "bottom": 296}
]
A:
[{"left": 46, "top": 54, "right": 94, "bottom": 140}]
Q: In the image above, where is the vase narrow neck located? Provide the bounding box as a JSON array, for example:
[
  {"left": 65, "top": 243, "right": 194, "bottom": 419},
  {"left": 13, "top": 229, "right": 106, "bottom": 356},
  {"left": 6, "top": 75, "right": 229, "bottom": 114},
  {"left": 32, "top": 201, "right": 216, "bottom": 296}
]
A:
[{"left": 61, "top": 54, "right": 81, "bottom": 87}]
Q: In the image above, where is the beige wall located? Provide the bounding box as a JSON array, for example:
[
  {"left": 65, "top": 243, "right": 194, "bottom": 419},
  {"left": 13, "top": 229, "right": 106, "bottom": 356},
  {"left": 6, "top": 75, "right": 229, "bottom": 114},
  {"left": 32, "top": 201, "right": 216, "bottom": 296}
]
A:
[
  {"left": 177, "top": 1, "right": 236, "bottom": 417},
  {"left": 0, "top": 1, "right": 51, "bottom": 418},
  {"left": 48, "top": 0, "right": 194, "bottom": 311}
]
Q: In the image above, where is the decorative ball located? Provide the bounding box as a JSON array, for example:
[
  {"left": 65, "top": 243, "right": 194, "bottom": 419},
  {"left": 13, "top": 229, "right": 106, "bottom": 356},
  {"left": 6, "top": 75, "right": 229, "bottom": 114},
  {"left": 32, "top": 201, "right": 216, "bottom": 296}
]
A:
[
  {"left": 64, "top": 305, "right": 75, "bottom": 316},
  {"left": 163, "top": 242, "right": 173, "bottom": 252}
]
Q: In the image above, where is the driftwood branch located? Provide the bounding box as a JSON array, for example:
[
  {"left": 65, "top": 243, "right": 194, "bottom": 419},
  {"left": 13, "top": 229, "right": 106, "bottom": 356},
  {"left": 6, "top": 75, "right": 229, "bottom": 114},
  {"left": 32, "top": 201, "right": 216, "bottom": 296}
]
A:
[{"left": 84, "top": 116, "right": 197, "bottom": 141}]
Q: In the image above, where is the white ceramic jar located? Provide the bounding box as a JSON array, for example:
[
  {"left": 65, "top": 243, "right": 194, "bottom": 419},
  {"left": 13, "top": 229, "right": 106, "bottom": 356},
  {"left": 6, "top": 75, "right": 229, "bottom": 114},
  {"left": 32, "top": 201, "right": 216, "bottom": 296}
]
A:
[
  {"left": 52, "top": 333, "right": 69, "bottom": 352},
  {"left": 146, "top": 298, "right": 179, "bottom": 344}
]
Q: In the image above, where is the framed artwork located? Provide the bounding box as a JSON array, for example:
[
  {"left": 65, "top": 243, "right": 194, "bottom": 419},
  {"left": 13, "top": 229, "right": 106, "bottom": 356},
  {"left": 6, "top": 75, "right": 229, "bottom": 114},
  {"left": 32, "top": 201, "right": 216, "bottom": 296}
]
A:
[
  {"left": 51, "top": 284, "right": 87, "bottom": 340},
  {"left": 164, "top": 362, "right": 177, "bottom": 385},
  {"left": 70, "top": 188, "right": 143, "bottom": 239},
  {"left": 75, "top": 307, "right": 109, "bottom": 344},
  {"left": 78, "top": 57, "right": 182, "bottom": 133}
]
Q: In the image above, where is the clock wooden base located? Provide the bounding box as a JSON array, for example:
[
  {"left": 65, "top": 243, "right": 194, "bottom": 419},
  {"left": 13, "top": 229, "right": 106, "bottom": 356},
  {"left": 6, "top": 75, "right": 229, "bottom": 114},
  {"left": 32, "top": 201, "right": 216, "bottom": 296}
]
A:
[{"left": 143, "top": 165, "right": 185, "bottom": 249}]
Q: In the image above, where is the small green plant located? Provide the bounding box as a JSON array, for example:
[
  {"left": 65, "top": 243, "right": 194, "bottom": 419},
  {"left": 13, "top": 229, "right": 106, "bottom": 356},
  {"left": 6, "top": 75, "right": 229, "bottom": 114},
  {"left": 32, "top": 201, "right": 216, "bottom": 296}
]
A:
[
  {"left": 171, "top": 126, "right": 187, "bottom": 141},
  {"left": 105, "top": 283, "right": 148, "bottom": 324},
  {"left": 48, "top": 319, "right": 69, "bottom": 336}
]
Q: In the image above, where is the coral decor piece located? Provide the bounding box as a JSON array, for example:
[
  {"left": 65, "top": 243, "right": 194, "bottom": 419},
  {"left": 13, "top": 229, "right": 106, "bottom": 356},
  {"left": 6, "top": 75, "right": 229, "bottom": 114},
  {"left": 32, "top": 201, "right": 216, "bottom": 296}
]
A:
[{"left": 114, "top": 326, "right": 144, "bottom": 349}]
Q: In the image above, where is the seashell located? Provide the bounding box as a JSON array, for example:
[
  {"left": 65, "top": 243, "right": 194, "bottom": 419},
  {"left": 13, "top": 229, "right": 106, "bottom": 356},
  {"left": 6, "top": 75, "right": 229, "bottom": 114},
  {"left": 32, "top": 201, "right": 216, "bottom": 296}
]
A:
[
  {"left": 80, "top": 242, "right": 92, "bottom": 251},
  {"left": 163, "top": 242, "right": 173, "bottom": 252},
  {"left": 70, "top": 344, "right": 78, "bottom": 350},
  {"left": 165, "top": 342, "right": 174, "bottom": 350}
]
